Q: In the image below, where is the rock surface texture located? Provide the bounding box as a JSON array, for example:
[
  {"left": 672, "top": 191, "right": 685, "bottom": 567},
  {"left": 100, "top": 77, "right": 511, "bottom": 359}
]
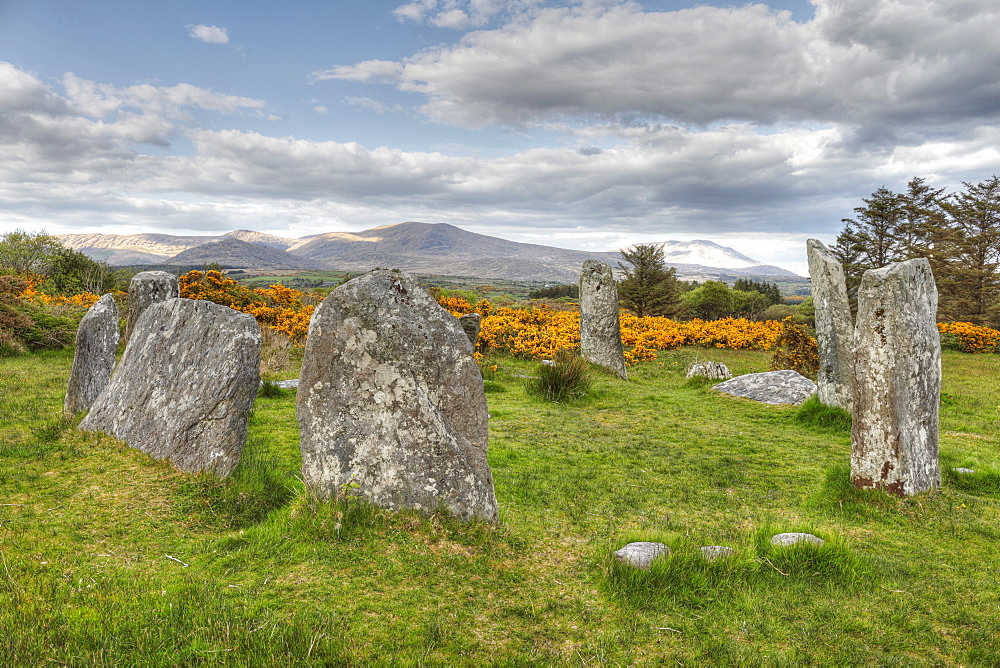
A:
[
  {"left": 579, "top": 260, "right": 628, "bottom": 379},
  {"left": 807, "top": 239, "right": 855, "bottom": 412},
  {"left": 686, "top": 361, "right": 731, "bottom": 380},
  {"left": 713, "top": 370, "right": 817, "bottom": 405},
  {"left": 852, "top": 258, "right": 941, "bottom": 496},
  {"left": 296, "top": 270, "right": 497, "bottom": 522},
  {"left": 770, "top": 533, "right": 824, "bottom": 547},
  {"left": 80, "top": 298, "right": 261, "bottom": 477},
  {"left": 613, "top": 542, "right": 670, "bottom": 570},
  {"left": 124, "top": 271, "right": 179, "bottom": 344},
  {"left": 64, "top": 293, "right": 120, "bottom": 414},
  {"left": 459, "top": 312, "right": 482, "bottom": 347}
]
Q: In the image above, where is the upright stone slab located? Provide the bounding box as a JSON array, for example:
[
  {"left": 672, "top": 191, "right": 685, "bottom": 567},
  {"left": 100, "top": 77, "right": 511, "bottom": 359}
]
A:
[
  {"left": 296, "top": 270, "right": 497, "bottom": 522},
  {"left": 80, "top": 298, "right": 261, "bottom": 477},
  {"left": 579, "top": 260, "right": 628, "bottom": 379},
  {"left": 807, "top": 239, "right": 855, "bottom": 412},
  {"left": 852, "top": 258, "right": 940, "bottom": 496},
  {"left": 459, "top": 312, "right": 481, "bottom": 347},
  {"left": 125, "top": 271, "right": 179, "bottom": 344},
  {"left": 64, "top": 293, "right": 119, "bottom": 414}
]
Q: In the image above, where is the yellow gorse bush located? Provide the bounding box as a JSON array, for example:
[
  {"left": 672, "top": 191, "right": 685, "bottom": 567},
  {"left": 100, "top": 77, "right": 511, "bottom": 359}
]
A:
[
  {"left": 937, "top": 321, "right": 1000, "bottom": 353},
  {"left": 179, "top": 270, "right": 314, "bottom": 341}
]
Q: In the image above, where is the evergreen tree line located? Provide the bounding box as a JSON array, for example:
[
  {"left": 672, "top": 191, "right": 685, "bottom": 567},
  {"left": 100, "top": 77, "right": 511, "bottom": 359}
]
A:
[{"left": 833, "top": 175, "right": 1000, "bottom": 326}]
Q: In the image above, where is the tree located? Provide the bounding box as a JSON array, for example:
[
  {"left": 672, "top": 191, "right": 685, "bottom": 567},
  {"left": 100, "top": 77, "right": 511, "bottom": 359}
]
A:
[
  {"left": 941, "top": 176, "right": 1000, "bottom": 326},
  {"left": 683, "top": 281, "right": 734, "bottom": 320},
  {"left": 0, "top": 230, "right": 65, "bottom": 276},
  {"left": 733, "top": 278, "right": 782, "bottom": 305},
  {"left": 616, "top": 244, "right": 682, "bottom": 317},
  {"left": 833, "top": 186, "right": 907, "bottom": 308},
  {"left": 0, "top": 230, "right": 123, "bottom": 295}
]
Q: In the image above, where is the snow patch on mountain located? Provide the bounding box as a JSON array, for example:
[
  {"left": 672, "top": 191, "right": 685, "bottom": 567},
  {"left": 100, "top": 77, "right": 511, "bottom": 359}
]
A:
[{"left": 642, "top": 240, "right": 764, "bottom": 269}]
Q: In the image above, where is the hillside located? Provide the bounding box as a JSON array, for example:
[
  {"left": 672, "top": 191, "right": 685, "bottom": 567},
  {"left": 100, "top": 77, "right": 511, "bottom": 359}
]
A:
[
  {"left": 167, "top": 238, "right": 321, "bottom": 270},
  {"left": 58, "top": 222, "right": 804, "bottom": 283}
]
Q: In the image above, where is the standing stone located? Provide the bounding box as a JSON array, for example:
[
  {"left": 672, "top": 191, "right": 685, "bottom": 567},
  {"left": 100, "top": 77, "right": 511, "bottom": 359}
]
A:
[
  {"left": 124, "top": 271, "right": 179, "bottom": 345},
  {"left": 64, "top": 293, "right": 119, "bottom": 414},
  {"left": 80, "top": 298, "right": 261, "bottom": 477},
  {"left": 296, "top": 270, "right": 497, "bottom": 522},
  {"left": 807, "top": 239, "right": 855, "bottom": 412},
  {"left": 459, "top": 312, "right": 482, "bottom": 347},
  {"left": 852, "top": 258, "right": 941, "bottom": 496},
  {"left": 579, "top": 260, "right": 628, "bottom": 379}
]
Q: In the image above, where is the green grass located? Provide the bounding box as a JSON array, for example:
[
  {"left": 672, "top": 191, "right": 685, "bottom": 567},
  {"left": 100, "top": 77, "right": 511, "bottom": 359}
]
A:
[{"left": 0, "top": 347, "right": 998, "bottom": 664}]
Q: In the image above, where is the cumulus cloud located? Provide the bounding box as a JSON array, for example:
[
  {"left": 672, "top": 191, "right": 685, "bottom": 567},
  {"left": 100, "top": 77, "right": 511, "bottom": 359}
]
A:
[
  {"left": 186, "top": 24, "right": 230, "bottom": 45},
  {"left": 319, "top": 0, "right": 999, "bottom": 140}
]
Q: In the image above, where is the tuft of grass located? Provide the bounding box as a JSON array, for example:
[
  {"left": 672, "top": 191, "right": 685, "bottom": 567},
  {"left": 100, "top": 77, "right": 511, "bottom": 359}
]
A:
[
  {"left": 525, "top": 349, "right": 591, "bottom": 403},
  {"left": 794, "top": 394, "right": 853, "bottom": 433},
  {"left": 257, "top": 380, "right": 288, "bottom": 399}
]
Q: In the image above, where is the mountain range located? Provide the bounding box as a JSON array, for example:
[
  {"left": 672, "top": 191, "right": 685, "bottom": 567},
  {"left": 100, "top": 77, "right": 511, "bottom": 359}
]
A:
[{"left": 57, "top": 222, "right": 802, "bottom": 283}]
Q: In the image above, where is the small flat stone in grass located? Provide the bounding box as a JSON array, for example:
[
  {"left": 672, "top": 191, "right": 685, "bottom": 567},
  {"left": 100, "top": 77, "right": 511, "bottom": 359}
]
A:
[
  {"left": 700, "top": 545, "right": 735, "bottom": 561},
  {"left": 771, "top": 532, "right": 824, "bottom": 547},
  {"left": 613, "top": 542, "right": 670, "bottom": 570},
  {"left": 954, "top": 468, "right": 976, "bottom": 474}
]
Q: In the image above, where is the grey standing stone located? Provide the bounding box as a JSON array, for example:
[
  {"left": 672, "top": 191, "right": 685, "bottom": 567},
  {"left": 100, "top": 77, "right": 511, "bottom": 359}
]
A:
[
  {"left": 64, "top": 294, "right": 119, "bottom": 414},
  {"left": 713, "top": 370, "right": 817, "bottom": 405},
  {"left": 80, "top": 298, "right": 261, "bottom": 477},
  {"left": 459, "top": 312, "right": 482, "bottom": 347},
  {"left": 807, "top": 239, "right": 855, "bottom": 412},
  {"left": 125, "top": 271, "right": 179, "bottom": 345},
  {"left": 686, "top": 361, "right": 731, "bottom": 380},
  {"left": 852, "top": 258, "right": 941, "bottom": 496},
  {"left": 579, "top": 260, "right": 627, "bottom": 379},
  {"left": 296, "top": 270, "right": 497, "bottom": 522},
  {"left": 770, "top": 533, "right": 824, "bottom": 547},
  {"left": 613, "top": 542, "right": 669, "bottom": 570}
]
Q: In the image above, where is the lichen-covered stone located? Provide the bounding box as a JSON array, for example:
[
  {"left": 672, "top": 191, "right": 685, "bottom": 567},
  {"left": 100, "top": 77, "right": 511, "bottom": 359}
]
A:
[
  {"left": 613, "top": 542, "right": 669, "bottom": 570},
  {"left": 579, "top": 260, "right": 627, "bottom": 379},
  {"left": 296, "top": 270, "right": 497, "bottom": 522},
  {"left": 686, "top": 361, "right": 731, "bottom": 380},
  {"left": 124, "top": 271, "right": 179, "bottom": 344},
  {"left": 713, "top": 370, "right": 816, "bottom": 405},
  {"left": 80, "top": 298, "right": 261, "bottom": 477},
  {"left": 64, "top": 293, "right": 119, "bottom": 414},
  {"left": 770, "top": 533, "right": 824, "bottom": 547},
  {"left": 852, "top": 258, "right": 941, "bottom": 496},
  {"left": 459, "top": 312, "right": 481, "bottom": 347},
  {"left": 807, "top": 239, "right": 855, "bottom": 412}
]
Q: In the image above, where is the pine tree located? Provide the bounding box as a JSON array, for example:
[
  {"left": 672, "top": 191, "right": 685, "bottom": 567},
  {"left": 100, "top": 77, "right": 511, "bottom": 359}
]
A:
[
  {"left": 616, "top": 244, "right": 682, "bottom": 317},
  {"left": 942, "top": 176, "right": 1000, "bottom": 326}
]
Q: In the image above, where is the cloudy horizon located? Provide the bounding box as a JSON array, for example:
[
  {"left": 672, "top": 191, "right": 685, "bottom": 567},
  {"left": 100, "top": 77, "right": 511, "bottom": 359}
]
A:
[{"left": 1, "top": 0, "right": 997, "bottom": 275}]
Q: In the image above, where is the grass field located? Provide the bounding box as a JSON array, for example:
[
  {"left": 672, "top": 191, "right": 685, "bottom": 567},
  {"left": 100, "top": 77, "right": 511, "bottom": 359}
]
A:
[{"left": 0, "top": 348, "right": 998, "bottom": 665}]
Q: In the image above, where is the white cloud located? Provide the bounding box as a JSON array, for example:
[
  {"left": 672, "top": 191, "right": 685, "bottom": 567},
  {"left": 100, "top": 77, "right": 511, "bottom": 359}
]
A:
[
  {"left": 392, "top": 0, "right": 545, "bottom": 29},
  {"left": 186, "top": 24, "right": 230, "bottom": 45},
  {"left": 323, "top": 0, "right": 998, "bottom": 139},
  {"left": 342, "top": 96, "right": 407, "bottom": 115},
  {"left": 314, "top": 105, "right": 329, "bottom": 114}
]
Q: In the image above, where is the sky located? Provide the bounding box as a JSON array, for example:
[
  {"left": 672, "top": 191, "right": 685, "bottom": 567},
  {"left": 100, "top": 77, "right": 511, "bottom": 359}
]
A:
[{"left": 0, "top": 0, "right": 997, "bottom": 275}]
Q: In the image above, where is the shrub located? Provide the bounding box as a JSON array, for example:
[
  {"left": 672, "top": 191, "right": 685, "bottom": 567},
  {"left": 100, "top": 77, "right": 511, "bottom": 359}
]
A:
[
  {"left": 769, "top": 317, "right": 819, "bottom": 378},
  {"left": 526, "top": 349, "right": 591, "bottom": 402}
]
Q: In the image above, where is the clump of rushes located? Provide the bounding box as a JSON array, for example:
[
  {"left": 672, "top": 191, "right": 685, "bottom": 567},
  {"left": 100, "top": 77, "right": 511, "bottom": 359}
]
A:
[{"left": 526, "top": 348, "right": 591, "bottom": 402}]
